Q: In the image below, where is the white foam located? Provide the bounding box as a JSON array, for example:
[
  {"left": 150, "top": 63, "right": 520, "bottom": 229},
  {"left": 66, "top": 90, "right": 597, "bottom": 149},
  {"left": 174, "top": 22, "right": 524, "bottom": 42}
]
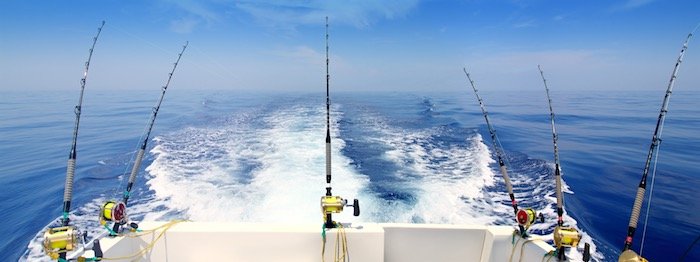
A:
[
  {"left": 355, "top": 110, "right": 604, "bottom": 260},
  {"left": 143, "top": 104, "right": 371, "bottom": 223},
  {"left": 349, "top": 110, "right": 507, "bottom": 225}
]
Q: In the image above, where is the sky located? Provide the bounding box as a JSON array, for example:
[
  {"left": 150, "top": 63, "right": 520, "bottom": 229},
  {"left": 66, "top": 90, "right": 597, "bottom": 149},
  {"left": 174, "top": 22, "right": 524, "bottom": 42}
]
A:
[{"left": 1, "top": 0, "right": 699, "bottom": 92}]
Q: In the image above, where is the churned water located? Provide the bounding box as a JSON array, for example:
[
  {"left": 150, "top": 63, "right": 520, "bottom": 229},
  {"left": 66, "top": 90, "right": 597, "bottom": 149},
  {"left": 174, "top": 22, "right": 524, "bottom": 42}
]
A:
[{"left": 1, "top": 88, "right": 698, "bottom": 261}]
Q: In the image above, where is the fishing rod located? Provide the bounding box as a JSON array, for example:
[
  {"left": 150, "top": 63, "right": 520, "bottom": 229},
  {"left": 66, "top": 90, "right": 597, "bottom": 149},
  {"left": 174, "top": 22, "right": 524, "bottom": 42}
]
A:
[
  {"left": 325, "top": 15, "right": 332, "bottom": 197},
  {"left": 462, "top": 68, "right": 541, "bottom": 237},
  {"left": 100, "top": 42, "right": 189, "bottom": 235},
  {"left": 43, "top": 20, "right": 105, "bottom": 261},
  {"left": 538, "top": 65, "right": 584, "bottom": 261},
  {"left": 319, "top": 16, "right": 359, "bottom": 230},
  {"left": 620, "top": 27, "right": 696, "bottom": 261}
]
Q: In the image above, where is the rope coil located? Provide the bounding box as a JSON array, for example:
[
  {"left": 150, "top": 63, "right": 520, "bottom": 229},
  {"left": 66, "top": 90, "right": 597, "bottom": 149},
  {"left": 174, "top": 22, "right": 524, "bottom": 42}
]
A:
[
  {"left": 322, "top": 222, "right": 349, "bottom": 262},
  {"left": 100, "top": 220, "right": 184, "bottom": 261}
]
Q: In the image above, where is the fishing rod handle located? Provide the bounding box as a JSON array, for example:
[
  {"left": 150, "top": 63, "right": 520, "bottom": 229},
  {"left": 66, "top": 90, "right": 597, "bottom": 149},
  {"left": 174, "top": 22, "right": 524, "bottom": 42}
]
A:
[
  {"left": 63, "top": 159, "right": 76, "bottom": 203},
  {"left": 628, "top": 187, "right": 646, "bottom": 228},
  {"left": 127, "top": 149, "right": 146, "bottom": 185}
]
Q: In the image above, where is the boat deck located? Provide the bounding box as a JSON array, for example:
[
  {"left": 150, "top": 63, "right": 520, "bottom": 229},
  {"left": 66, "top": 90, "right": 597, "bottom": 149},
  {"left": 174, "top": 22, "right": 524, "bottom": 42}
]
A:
[{"left": 91, "top": 222, "right": 555, "bottom": 261}]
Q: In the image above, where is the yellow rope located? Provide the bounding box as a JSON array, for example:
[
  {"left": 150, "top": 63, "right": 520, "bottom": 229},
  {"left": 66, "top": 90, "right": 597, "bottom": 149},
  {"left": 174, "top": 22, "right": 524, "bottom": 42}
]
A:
[
  {"left": 101, "top": 220, "right": 183, "bottom": 261},
  {"left": 322, "top": 227, "right": 327, "bottom": 262},
  {"left": 518, "top": 239, "right": 536, "bottom": 262},
  {"left": 541, "top": 250, "right": 556, "bottom": 262},
  {"left": 334, "top": 223, "right": 348, "bottom": 262},
  {"left": 321, "top": 223, "right": 350, "bottom": 262},
  {"left": 509, "top": 230, "right": 543, "bottom": 262},
  {"left": 509, "top": 231, "right": 523, "bottom": 262}
]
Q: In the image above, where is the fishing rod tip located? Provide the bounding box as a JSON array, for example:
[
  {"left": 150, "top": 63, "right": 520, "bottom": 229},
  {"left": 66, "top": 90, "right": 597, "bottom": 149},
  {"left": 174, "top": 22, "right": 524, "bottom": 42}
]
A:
[{"left": 688, "top": 22, "right": 700, "bottom": 37}]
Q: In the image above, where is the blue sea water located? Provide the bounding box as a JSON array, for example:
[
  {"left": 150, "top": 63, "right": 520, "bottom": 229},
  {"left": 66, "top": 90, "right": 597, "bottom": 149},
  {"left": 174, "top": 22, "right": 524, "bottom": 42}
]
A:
[{"left": 1, "top": 88, "right": 698, "bottom": 261}]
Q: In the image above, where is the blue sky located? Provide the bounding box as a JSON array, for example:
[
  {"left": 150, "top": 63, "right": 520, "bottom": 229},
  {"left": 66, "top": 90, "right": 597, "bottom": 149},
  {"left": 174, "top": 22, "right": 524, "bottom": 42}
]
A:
[{"left": 1, "top": 0, "right": 699, "bottom": 92}]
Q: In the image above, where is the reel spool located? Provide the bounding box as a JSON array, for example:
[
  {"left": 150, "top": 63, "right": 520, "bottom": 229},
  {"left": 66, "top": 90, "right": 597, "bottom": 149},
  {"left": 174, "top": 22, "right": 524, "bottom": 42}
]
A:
[
  {"left": 618, "top": 249, "right": 648, "bottom": 262},
  {"left": 321, "top": 196, "right": 345, "bottom": 214},
  {"left": 43, "top": 226, "right": 78, "bottom": 259},
  {"left": 100, "top": 201, "right": 127, "bottom": 225},
  {"left": 516, "top": 208, "right": 543, "bottom": 229},
  {"left": 553, "top": 225, "right": 582, "bottom": 248}
]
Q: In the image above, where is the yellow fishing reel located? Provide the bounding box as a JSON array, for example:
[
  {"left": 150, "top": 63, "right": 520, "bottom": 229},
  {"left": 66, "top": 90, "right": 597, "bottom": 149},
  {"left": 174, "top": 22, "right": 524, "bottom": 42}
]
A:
[
  {"left": 100, "top": 200, "right": 127, "bottom": 225},
  {"left": 321, "top": 196, "right": 359, "bottom": 216},
  {"left": 554, "top": 225, "right": 582, "bottom": 248},
  {"left": 618, "top": 249, "right": 648, "bottom": 262},
  {"left": 516, "top": 208, "right": 543, "bottom": 229},
  {"left": 321, "top": 195, "right": 359, "bottom": 228},
  {"left": 43, "top": 226, "right": 78, "bottom": 259}
]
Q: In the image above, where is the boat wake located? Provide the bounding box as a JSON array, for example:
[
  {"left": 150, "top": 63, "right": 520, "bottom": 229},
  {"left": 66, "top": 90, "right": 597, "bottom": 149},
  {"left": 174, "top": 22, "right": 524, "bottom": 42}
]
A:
[{"left": 22, "top": 96, "right": 603, "bottom": 261}]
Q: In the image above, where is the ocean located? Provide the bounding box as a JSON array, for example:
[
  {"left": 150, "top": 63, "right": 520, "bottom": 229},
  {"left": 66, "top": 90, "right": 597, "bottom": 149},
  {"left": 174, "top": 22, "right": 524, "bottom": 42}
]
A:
[{"left": 1, "top": 88, "right": 698, "bottom": 261}]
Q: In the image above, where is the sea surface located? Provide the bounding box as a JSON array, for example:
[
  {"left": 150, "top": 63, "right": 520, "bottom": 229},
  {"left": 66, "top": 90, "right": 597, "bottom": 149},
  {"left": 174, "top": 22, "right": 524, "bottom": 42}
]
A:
[{"left": 1, "top": 88, "right": 698, "bottom": 261}]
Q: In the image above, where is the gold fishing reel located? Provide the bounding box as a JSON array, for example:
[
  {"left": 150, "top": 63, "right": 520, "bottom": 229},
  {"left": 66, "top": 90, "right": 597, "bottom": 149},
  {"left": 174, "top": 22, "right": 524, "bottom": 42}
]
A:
[
  {"left": 43, "top": 226, "right": 79, "bottom": 259},
  {"left": 516, "top": 208, "right": 543, "bottom": 229},
  {"left": 321, "top": 195, "right": 360, "bottom": 228},
  {"left": 554, "top": 225, "right": 582, "bottom": 248},
  {"left": 618, "top": 249, "right": 648, "bottom": 262},
  {"left": 321, "top": 196, "right": 360, "bottom": 216},
  {"left": 99, "top": 200, "right": 127, "bottom": 225}
]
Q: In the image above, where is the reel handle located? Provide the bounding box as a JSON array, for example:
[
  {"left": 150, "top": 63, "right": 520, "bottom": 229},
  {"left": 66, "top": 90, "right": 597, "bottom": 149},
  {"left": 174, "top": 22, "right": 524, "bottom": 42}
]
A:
[
  {"left": 349, "top": 199, "right": 360, "bottom": 216},
  {"left": 93, "top": 239, "right": 103, "bottom": 258}
]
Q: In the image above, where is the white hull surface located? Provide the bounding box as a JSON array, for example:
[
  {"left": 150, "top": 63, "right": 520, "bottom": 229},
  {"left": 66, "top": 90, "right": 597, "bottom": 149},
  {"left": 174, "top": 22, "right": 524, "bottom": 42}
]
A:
[{"left": 94, "top": 222, "right": 554, "bottom": 261}]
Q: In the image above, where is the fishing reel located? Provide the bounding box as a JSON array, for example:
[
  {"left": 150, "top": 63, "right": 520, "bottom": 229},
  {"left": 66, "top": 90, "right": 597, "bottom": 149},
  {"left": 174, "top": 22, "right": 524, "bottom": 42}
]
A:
[
  {"left": 99, "top": 200, "right": 127, "bottom": 226},
  {"left": 43, "top": 226, "right": 79, "bottom": 259},
  {"left": 321, "top": 195, "right": 360, "bottom": 228},
  {"left": 553, "top": 225, "right": 582, "bottom": 248},
  {"left": 618, "top": 249, "right": 648, "bottom": 262},
  {"left": 321, "top": 196, "right": 360, "bottom": 216},
  {"left": 516, "top": 208, "right": 544, "bottom": 230}
]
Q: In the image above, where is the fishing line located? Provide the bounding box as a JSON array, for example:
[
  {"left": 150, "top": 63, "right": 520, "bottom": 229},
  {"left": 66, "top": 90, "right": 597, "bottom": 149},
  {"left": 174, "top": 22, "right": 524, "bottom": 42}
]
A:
[
  {"left": 107, "top": 23, "right": 231, "bottom": 86},
  {"left": 679, "top": 234, "right": 700, "bottom": 261},
  {"left": 103, "top": 22, "right": 190, "bottom": 200},
  {"left": 106, "top": 23, "right": 173, "bottom": 55},
  {"left": 639, "top": 138, "right": 662, "bottom": 256},
  {"left": 110, "top": 101, "right": 164, "bottom": 203},
  {"left": 110, "top": 114, "right": 153, "bottom": 199},
  {"left": 188, "top": 45, "right": 239, "bottom": 83},
  {"left": 115, "top": 124, "right": 150, "bottom": 191},
  {"left": 643, "top": 29, "right": 700, "bottom": 257},
  {"left": 495, "top": 136, "right": 517, "bottom": 188},
  {"left": 110, "top": 23, "right": 240, "bottom": 86},
  {"left": 494, "top": 135, "right": 521, "bottom": 203},
  {"left": 100, "top": 42, "right": 188, "bottom": 237},
  {"left": 620, "top": 24, "right": 696, "bottom": 261}
]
